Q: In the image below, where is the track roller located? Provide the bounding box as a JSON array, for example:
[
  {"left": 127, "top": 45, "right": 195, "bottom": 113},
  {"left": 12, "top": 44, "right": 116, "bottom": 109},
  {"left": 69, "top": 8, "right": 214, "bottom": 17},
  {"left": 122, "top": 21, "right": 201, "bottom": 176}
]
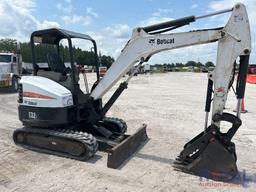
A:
[{"left": 13, "top": 127, "right": 98, "bottom": 161}]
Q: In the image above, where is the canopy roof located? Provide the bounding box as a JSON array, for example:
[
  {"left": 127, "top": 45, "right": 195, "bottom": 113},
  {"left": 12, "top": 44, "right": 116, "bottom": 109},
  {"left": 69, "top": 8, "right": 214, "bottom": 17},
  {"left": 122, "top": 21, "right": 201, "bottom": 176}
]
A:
[{"left": 31, "top": 28, "right": 94, "bottom": 44}]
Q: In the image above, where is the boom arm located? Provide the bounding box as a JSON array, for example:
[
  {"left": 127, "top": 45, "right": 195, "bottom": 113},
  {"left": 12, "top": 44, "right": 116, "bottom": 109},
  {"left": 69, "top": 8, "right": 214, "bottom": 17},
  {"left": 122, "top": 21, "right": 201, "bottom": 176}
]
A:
[
  {"left": 91, "top": 3, "right": 251, "bottom": 124},
  {"left": 91, "top": 28, "right": 222, "bottom": 99}
]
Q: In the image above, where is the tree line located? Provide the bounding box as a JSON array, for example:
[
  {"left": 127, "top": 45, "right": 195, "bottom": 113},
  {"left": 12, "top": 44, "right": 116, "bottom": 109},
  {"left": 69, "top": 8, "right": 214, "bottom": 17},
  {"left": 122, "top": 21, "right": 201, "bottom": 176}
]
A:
[
  {"left": 154, "top": 61, "right": 214, "bottom": 68},
  {"left": 0, "top": 39, "right": 114, "bottom": 68}
]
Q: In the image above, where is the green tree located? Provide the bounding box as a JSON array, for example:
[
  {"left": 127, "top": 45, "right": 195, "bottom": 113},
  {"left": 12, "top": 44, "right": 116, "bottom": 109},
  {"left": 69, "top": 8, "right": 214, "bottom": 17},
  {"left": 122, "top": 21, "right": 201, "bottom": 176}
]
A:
[
  {"left": 196, "top": 62, "right": 203, "bottom": 67},
  {"left": 100, "top": 55, "right": 115, "bottom": 68},
  {"left": 205, "top": 61, "right": 214, "bottom": 67},
  {"left": 175, "top": 62, "right": 184, "bottom": 67},
  {"left": 185, "top": 61, "right": 197, "bottom": 67},
  {"left": 0, "top": 39, "right": 17, "bottom": 51}
]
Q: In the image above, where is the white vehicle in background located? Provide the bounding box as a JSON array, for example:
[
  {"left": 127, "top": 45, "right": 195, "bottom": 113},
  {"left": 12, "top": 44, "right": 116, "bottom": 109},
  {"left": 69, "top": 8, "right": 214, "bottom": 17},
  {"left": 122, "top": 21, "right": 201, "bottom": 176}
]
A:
[
  {"left": 0, "top": 52, "right": 22, "bottom": 91},
  {"left": 143, "top": 64, "right": 151, "bottom": 73}
]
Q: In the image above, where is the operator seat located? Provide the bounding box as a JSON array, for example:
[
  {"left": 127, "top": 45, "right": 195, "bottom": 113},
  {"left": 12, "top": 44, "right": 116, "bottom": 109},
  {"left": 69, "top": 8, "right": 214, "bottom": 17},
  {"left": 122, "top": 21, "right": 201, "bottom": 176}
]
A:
[
  {"left": 37, "top": 53, "right": 74, "bottom": 91},
  {"left": 37, "top": 53, "right": 86, "bottom": 104},
  {"left": 46, "top": 53, "right": 69, "bottom": 75}
]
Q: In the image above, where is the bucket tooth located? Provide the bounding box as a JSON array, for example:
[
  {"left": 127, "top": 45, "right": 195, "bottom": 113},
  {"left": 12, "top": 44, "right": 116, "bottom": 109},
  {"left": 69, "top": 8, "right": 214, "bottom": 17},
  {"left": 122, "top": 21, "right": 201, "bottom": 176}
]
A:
[
  {"left": 173, "top": 159, "right": 188, "bottom": 166},
  {"left": 173, "top": 163, "right": 186, "bottom": 169}
]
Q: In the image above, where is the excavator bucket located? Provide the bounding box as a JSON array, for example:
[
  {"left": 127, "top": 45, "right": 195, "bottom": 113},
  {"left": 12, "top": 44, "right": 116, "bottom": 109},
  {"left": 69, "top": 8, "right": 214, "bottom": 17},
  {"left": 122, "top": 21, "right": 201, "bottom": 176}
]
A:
[{"left": 174, "top": 125, "right": 238, "bottom": 181}]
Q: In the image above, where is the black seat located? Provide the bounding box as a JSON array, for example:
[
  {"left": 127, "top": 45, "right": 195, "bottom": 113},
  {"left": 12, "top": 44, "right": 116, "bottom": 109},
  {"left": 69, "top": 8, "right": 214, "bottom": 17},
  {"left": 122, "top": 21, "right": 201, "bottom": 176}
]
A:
[
  {"left": 45, "top": 53, "right": 85, "bottom": 104},
  {"left": 46, "top": 53, "right": 68, "bottom": 75}
]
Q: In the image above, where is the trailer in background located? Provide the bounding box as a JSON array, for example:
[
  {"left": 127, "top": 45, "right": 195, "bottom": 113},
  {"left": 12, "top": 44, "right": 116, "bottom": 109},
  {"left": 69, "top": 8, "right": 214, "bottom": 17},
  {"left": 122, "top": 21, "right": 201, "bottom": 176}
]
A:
[
  {"left": 0, "top": 52, "right": 22, "bottom": 91},
  {"left": 143, "top": 64, "right": 151, "bottom": 73}
]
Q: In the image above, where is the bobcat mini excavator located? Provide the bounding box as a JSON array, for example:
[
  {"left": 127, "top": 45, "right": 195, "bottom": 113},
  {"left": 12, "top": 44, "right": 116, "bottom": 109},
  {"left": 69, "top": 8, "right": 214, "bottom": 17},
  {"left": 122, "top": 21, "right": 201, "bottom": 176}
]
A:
[{"left": 14, "top": 3, "right": 251, "bottom": 181}]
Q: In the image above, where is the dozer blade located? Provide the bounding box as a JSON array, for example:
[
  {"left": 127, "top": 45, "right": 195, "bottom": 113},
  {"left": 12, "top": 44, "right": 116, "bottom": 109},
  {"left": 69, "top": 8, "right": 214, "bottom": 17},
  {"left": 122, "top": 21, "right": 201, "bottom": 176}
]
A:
[
  {"left": 174, "top": 126, "right": 238, "bottom": 181},
  {"left": 107, "top": 124, "right": 148, "bottom": 169}
]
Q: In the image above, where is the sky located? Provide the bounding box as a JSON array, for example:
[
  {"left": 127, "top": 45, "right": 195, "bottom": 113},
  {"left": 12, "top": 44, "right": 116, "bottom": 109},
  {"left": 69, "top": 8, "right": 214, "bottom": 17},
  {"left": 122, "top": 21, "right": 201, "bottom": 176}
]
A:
[{"left": 0, "top": 0, "right": 255, "bottom": 64}]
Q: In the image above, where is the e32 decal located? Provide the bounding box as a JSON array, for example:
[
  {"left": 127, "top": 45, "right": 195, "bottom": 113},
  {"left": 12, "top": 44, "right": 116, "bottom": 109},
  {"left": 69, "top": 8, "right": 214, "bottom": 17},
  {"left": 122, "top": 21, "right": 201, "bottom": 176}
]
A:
[{"left": 28, "top": 112, "right": 37, "bottom": 119}]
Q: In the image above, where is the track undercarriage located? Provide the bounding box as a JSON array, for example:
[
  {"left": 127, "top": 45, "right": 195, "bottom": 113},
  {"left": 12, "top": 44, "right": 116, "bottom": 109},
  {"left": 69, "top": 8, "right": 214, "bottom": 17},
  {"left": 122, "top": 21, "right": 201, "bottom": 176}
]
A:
[{"left": 13, "top": 117, "right": 148, "bottom": 168}]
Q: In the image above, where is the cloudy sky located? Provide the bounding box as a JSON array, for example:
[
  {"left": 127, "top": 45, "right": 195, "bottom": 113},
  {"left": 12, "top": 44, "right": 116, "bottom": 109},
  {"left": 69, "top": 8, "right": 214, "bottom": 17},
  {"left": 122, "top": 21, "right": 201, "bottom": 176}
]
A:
[{"left": 0, "top": 0, "right": 255, "bottom": 64}]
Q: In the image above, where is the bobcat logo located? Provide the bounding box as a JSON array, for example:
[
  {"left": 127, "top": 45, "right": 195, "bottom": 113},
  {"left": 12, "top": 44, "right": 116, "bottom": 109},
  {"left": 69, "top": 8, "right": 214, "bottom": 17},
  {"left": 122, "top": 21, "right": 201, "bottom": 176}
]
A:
[
  {"left": 149, "top": 39, "right": 155, "bottom": 45},
  {"left": 157, "top": 38, "right": 175, "bottom": 45}
]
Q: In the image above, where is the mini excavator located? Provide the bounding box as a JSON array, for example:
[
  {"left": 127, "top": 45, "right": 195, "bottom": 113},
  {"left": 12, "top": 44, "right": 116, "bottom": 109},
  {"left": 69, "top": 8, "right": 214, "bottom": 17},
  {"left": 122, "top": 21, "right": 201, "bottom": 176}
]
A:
[{"left": 13, "top": 3, "right": 251, "bottom": 181}]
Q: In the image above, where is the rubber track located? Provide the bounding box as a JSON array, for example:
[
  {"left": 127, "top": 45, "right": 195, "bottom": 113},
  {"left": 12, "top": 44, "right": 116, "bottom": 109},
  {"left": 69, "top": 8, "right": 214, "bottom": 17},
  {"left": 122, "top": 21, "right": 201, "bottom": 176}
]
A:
[
  {"left": 13, "top": 127, "right": 98, "bottom": 161},
  {"left": 102, "top": 117, "right": 127, "bottom": 134}
]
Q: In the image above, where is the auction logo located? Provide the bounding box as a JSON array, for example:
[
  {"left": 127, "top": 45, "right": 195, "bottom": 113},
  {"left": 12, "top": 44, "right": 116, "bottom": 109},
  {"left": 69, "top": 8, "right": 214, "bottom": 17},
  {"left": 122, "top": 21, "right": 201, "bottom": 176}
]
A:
[{"left": 198, "top": 169, "right": 256, "bottom": 188}]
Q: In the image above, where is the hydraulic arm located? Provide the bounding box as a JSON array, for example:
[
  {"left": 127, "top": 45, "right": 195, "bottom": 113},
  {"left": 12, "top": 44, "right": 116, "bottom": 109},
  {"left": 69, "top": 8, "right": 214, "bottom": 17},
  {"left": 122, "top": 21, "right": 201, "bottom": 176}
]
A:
[
  {"left": 91, "top": 3, "right": 251, "bottom": 180},
  {"left": 91, "top": 4, "right": 251, "bottom": 120}
]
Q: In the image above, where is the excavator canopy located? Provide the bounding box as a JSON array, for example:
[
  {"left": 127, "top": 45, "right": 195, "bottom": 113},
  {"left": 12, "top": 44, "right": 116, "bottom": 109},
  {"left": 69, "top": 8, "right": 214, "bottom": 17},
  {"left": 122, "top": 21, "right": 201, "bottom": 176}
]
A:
[{"left": 31, "top": 28, "right": 95, "bottom": 44}]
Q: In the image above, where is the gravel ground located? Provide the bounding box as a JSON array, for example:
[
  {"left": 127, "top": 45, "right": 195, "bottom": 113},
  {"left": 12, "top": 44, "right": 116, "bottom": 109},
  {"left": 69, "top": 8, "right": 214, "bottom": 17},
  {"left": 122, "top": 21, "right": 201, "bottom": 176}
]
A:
[{"left": 0, "top": 72, "right": 256, "bottom": 192}]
